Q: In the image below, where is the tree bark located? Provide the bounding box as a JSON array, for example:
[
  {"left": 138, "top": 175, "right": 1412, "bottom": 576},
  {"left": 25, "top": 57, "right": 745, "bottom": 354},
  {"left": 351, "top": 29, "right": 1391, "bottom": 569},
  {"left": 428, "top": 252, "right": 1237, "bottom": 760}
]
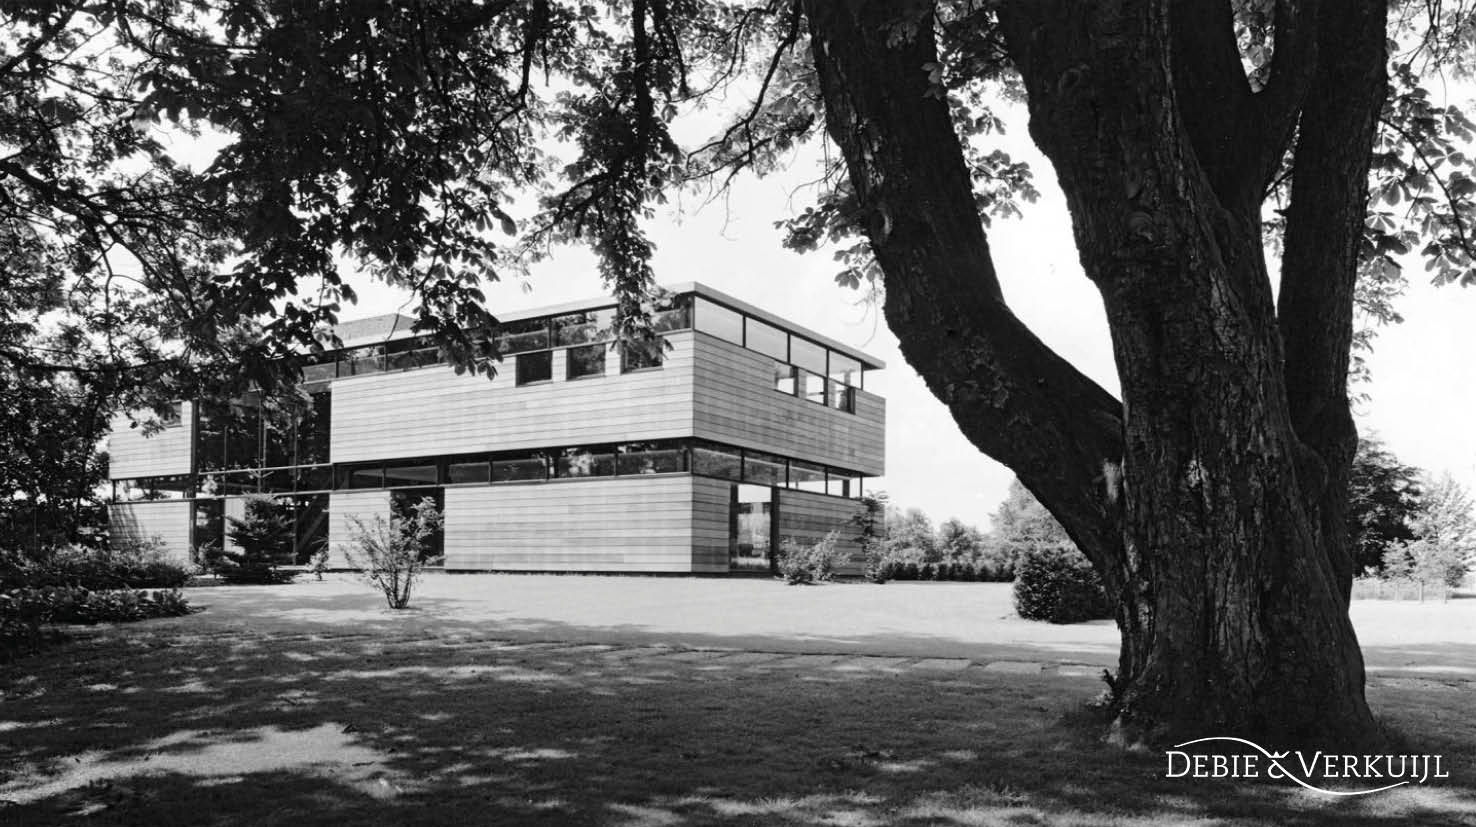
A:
[{"left": 803, "top": 0, "right": 1382, "bottom": 746}]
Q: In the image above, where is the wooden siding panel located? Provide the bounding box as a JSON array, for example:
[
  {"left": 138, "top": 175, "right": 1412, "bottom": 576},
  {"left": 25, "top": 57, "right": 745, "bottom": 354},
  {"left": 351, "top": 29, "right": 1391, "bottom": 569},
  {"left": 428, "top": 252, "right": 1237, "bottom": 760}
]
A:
[
  {"left": 328, "top": 490, "right": 392, "bottom": 568},
  {"left": 691, "top": 335, "right": 884, "bottom": 475},
  {"left": 691, "top": 476, "right": 732, "bottom": 573},
  {"left": 776, "top": 488, "right": 867, "bottom": 576},
  {"left": 108, "top": 403, "right": 194, "bottom": 479},
  {"left": 108, "top": 501, "right": 192, "bottom": 564},
  {"left": 443, "top": 477, "right": 697, "bottom": 572},
  {"left": 331, "top": 335, "right": 697, "bottom": 463}
]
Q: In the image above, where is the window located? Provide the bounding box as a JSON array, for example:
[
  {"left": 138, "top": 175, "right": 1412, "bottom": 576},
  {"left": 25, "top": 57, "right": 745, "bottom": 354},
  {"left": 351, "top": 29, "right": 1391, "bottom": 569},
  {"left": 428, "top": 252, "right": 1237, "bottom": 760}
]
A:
[
  {"left": 743, "top": 450, "right": 787, "bottom": 487},
  {"left": 790, "top": 337, "right": 827, "bottom": 376},
  {"left": 294, "top": 465, "right": 333, "bottom": 492},
  {"left": 493, "top": 451, "right": 549, "bottom": 482},
  {"left": 789, "top": 460, "right": 827, "bottom": 493},
  {"left": 830, "top": 384, "right": 856, "bottom": 413},
  {"left": 566, "top": 343, "right": 606, "bottom": 379},
  {"left": 773, "top": 362, "right": 797, "bottom": 396},
  {"left": 223, "top": 403, "right": 262, "bottom": 470},
  {"left": 827, "top": 469, "right": 863, "bottom": 498},
  {"left": 552, "top": 308, "right": 614, "bottom": 346},
  {"left": 294, "top": 391, "right": 332, "bottom": 466},
  {"left": 115, "top": 475, "right": 192, "bottom": 501},
  {"left": 651, "top": 294, "right": 692, "bottom": 332},
  {"left": 829, "top": 353, "right": 862, "bottom": 389},
  {"left": 339, "top": 464, "right": 384, "bottom": 489},
  {"left": 256, "top": 468, "right": 293, "bottom": 493},
  {"left": 193, "top": 499, "right": 224, "bottom": 553},
  {"left": 694, "top": 297, "right": 743, "bottom": 345},
  {"left": 803, "top": 370, "right": 829, "bottom": 406},
  {"left": 621, "top": 338, "right": 663, "bottom": 372},
  {"left": 448, "top": 460, "right": 490, "bottom": 484},
  {"left": 384, "top": 463, "right": 438, "bottom": 487},
  {"left": 345, "top": 346, "right": 385, "bottom": 376},
  {"left": 498, "top": 318, "right": 550, "bottom": 354},
  {"left": 515, "top": 351, "right": 552, "bottom": 385},
  {"left": 300, "top": 359, "right": 338, "bottom": 383},
  {"left": 387, "top": 337, "right": 440, "bottom": 371},
  {"left": 692, "top": 442, "right": 742, "bottom": 480},
  {"left": 744, "top": 317, "right": 788, "bottom": 361},
  {"left": 556, "top": 446, "right": 616, "bottom": 478},
  {"left": 618, "top": 441, "right": 687, "bottom": 475}
]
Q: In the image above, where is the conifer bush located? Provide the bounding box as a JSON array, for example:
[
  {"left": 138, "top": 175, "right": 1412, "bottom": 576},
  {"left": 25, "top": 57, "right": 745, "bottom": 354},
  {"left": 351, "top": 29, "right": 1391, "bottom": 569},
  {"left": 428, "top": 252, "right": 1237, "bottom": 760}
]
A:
[{"left": 1012, "top": 546, "right": 1112, "bottom": 623}]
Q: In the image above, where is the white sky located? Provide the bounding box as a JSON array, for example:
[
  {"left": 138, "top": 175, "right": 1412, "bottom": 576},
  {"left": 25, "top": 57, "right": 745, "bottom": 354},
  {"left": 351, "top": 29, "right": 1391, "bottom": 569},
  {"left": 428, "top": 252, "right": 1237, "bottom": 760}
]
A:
[{"left": 319, "top": 117, "right": 1476, "bottom": 530}]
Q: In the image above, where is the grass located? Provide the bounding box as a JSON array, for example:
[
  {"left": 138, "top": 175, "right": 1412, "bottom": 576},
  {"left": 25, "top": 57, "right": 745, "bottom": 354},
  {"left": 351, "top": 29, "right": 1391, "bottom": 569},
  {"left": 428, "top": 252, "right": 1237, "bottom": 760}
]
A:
[{"left": 1, "top": 579, "right": 1473, "bottom": 825}]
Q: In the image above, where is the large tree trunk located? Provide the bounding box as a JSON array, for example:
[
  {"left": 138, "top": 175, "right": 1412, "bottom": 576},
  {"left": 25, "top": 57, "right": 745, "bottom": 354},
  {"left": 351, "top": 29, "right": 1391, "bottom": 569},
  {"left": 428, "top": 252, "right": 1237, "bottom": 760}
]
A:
[{"left": 802, "top": 0, "right": 1385, "bottom": 746}]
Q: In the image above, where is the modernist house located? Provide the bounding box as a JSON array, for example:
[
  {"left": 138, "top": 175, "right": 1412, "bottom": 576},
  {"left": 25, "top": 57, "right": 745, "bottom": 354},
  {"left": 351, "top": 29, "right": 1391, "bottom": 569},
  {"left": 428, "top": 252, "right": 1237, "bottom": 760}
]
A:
[{"left": 106, "top": 282, "right": 885, "bottom": 573}]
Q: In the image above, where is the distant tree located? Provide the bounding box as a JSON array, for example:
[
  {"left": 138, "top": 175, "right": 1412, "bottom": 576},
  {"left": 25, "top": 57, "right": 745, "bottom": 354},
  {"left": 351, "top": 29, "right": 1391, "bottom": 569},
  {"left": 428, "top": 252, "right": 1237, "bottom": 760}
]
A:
[
  {"left": 937, "top": 518, "right": 986, "bottom": 564},
  {"left": 884, "top": 507, "right": 939, "bottom": 563},
  {"left": 1346, "top": 437, "right": 1423, "bottom": 573},
  {"left": 992, "top": 480, "right": 1073, "bottom": 555},
  {"left": 1411, "top": 474, "right": 1476, "bottom": 584},
  {"left": 850, "top": 491, "right": 890, "bottom": 582}
]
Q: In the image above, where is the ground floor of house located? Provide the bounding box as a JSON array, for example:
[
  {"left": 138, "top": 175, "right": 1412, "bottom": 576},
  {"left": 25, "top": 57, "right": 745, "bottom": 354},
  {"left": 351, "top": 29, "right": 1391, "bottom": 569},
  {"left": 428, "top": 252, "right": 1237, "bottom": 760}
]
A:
[{"left": 107, "top": 474, "right": 867, "bottom": 574}]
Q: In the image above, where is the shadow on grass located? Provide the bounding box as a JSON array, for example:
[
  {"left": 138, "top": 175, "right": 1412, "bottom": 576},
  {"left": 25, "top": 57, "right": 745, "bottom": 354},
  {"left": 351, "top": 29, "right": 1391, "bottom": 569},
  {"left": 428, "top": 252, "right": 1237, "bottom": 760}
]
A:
[{"left": 2, "top": 626, "right": 1474, "bottom": 826}]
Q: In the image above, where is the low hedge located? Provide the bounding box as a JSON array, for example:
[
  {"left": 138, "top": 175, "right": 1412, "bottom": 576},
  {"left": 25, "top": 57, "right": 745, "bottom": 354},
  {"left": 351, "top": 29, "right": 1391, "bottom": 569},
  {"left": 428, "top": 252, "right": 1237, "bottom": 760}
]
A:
[
  {"left": 1012, "top": 546, "right": 1112, "bottom": 624},
  {"left": 1, "top": 542, "right": 192, "bottom": 591},
  {"left": 874, "top": 560, "right": 1014, "bottom": 582},
  {"left": 1, "top": 587, "right": 193, "bottom": 664}
]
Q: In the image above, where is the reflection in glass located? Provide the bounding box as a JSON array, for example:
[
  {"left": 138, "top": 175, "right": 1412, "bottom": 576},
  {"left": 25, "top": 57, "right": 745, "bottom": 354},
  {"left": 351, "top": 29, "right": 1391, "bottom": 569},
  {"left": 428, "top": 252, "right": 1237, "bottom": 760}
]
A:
[
  {"left": 566, "top": 343, "right": 606, "bottom": 379},
  {"left": 744, "top": 317, "right": 788, "bottom": 361},
  {"left": 515, "top": 351, "right": 552, "bottom": 385},
  {"left": 743, "top": 450, "right": 786, "bottom": 487},
  {"left": 617, "top": 442, "right": 687, "bottom": 475},
  {"left": 556, "top": 446, "right": 616, "bottom": 478},
  {"left": 693, "top": 297, "right": 743, "bottom": 345},
  {"left": 692, "top": 443, "right": 742, "bottom": 480}
]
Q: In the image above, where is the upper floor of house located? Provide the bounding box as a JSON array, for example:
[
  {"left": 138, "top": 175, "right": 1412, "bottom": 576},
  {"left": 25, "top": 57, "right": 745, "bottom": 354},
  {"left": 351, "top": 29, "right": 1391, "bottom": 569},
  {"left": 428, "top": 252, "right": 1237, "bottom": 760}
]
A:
[{"left": 108, "top": 283, "right": 887, "bottom": 492}]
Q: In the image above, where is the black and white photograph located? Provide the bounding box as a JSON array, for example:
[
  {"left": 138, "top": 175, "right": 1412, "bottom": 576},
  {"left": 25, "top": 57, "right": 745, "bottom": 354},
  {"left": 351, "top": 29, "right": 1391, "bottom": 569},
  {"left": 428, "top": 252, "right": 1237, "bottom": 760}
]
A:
[{"left": 2, "top": 1, "right": 1474, "bottom": 824}]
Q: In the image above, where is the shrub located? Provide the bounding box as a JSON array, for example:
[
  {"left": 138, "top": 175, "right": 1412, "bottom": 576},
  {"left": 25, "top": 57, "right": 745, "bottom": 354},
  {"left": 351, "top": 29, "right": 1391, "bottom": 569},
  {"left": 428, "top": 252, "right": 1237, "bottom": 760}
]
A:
[
  {"left": 213, "top": 496, "right": 296, "bottom": 584},
  {"left": 345, "top": 497, "right": 444, "bottom": 609},
  {"left": 898, "top": 562, "right": 919, "bottom": 581},
  {"left": 1012, "top": 546, "right": 1112, "bottom": 623},
  {"left": 0, "top": 541, "right": 190, "bottom": 591},
  {"left": 776, "top": 532, "right": 845, "bottom": 585}
]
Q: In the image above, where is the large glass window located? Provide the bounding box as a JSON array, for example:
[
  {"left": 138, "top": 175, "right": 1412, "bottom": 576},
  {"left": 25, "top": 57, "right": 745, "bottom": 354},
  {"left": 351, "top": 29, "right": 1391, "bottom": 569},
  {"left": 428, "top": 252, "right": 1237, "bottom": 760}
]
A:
[
  {"left": 652, "top": 294, "right": 692, "bottom": 332},
  {"left": 617, "top": 441, "right": 687, "bottom": 475},
  {"left": 384, "top": 463, "right": 438, "bottom": 487},
  {"left": 744, "top": 317, "right": 788, "bottom": 361},
  {"left": 773, "top": 362, "right": 797, "bottom": 396},
  {"left": 492, "top": 451, "right": 548, "bottom": 482},
  {"left": 515, "top": 351, "right": 553, "bottom": 385},
  {"left": 566, "top": 343, "right": 606, "bottom": 379},
  {"left": 295, "top": 391, "right": 331, "bottom": 466},
  {"left": 498, "top": 318, "right": 550, "bottom": 354},
  {"left": 789, "top": 460, "right": 827, "bottom": 493},
  {"left": 830, "top": 384, "right": 856, "bottom": 413},
  {"left": 387, "top": 337, "right": 440, "bottom": 371},
  {"left": 223, "top": 404, "right": 262, "bottom": 470},
  {"left": 194, "top": 403, "right": 227, "bottom": 472},
  {"left": 192, "top": 499, "right": 224, "bottom": 559},
  {"left": 115, "top": 475, "right": 192, "bottom": 501},
  {"left": 300, "top": 358, "right": 338, "bottom": 383},
  {"left": 829, "top": 353, "right": 862, "bottom": 389},
  {"left": 691, "top": 442, "right": 742, "bottom": 480},
  {"left": 344, "top": 346, "right": 385, "bottom": 376},
  {"left": 448, "top": 459, "right": 490, "bottom": 484},
  {"left": 256, "top": 468, "right": 293, "bottom": 493},
  {"left": 622, "top": 338, "right": 663, "bottom": 372},
  {"left": 694, "top": 297, "right": 743, "bottom": 345},
  {"left": 556, "top": 445, "right": 616, "bottom": 478},
  {"left": 743, "top": 450, "right": 787, "bottom": 487},
  {"left": 827, "top": 468, "right": 863, "bottom": 498},
  {"left": 294, "top": 465, "right": 333, "bottom": 492},
  {"left": 790, "top": 337, "right": 827, "bottom": 376},
  {"left": 339, "top": 464, "right": 384, "bottom": 489},
  {"left": 552, "top": 308, "right": 615, "bottom": 346},
  {"left": 803, "top": 370, "right": 829, "bottom": 406}
]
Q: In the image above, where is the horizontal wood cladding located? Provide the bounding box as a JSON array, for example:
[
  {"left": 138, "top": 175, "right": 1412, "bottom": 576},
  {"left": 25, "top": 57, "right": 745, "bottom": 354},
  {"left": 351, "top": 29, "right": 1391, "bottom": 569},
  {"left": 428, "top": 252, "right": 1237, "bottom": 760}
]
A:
[
  {"left": 328, "top": 490, "right": 391, "bottom": 568},
  {"left": 443, "top": 477, "right": 699, "bottom": 572},
  {"left": 107, "top": 403, "right": 194, "bottom": 479},
  {"left": 776, "top": 488, "right": 867, "bottom": 576},
  {"left": 691, "top": 476, "right": 733, "bottom": 573},
  {"left": 691, "top": 335, "right": 885, "bottom": 475},
  {"left": 108, "top": 501, "right": 192, "bottom": 563},
  {"left": 331, "top": 335, "right": 698, "bottom": 464}
]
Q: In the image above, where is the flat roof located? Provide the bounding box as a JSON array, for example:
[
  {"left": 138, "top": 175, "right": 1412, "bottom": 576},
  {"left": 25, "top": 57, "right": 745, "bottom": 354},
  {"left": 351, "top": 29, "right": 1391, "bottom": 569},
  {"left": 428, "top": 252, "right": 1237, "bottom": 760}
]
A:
[{"left": 327, "top": 282, "right": 885, "bottom": 370}]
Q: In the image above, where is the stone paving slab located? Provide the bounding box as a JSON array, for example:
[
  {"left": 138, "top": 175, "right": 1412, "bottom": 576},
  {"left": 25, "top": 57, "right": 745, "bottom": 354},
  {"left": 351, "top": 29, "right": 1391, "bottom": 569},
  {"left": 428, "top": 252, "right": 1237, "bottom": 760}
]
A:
[
  {"left": 832, "top": 656, "right": 911, "bottom": 672},
  {"left": 912, "top": 658, "right": 973, "bottom": 671},
  {"left": 981, "top": 661, "right": 1044, "bottom": 674}
]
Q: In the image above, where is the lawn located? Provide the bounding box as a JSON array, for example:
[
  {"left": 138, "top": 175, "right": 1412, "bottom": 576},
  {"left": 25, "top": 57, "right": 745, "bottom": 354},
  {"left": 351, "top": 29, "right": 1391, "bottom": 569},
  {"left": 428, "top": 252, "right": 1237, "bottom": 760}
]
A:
[{"left": 1, "top": 577, "right": 1473, "bottom": 826}]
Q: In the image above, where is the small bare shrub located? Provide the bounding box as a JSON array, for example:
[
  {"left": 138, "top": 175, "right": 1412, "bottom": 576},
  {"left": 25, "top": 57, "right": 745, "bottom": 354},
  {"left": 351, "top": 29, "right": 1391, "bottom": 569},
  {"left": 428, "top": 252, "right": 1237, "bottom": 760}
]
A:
[{"left": 344, "top": 498, "right": 443, "bottom": 609}]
